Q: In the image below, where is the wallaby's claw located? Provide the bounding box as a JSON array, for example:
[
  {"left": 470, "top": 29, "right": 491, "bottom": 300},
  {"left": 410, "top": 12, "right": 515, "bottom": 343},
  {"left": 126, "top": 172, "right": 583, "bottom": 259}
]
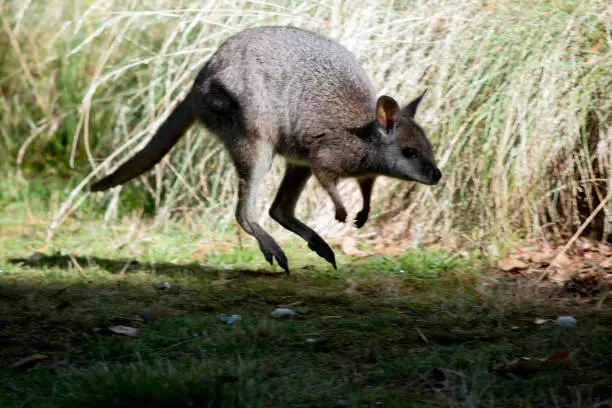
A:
[
  {"left": 335, "top": 207, "right": 348, "bottom": 223},
  {"left": 258, "top": 240, "right": 289, "bottom": 273},
  {"left": 354, "top": 209, "right": 368, "bottom": 228},
  {"left": 276, "top": 252, "right": 289, "bottom": 274},
  {"left": 308, "top": 239, "right": 337, "bottom": 269}
]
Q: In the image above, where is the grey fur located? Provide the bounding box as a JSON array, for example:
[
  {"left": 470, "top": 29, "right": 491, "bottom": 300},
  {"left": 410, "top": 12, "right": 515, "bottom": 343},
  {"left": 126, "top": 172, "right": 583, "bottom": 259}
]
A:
[{"left": 90, "top": 26, "right": 442, "bottom": 272}]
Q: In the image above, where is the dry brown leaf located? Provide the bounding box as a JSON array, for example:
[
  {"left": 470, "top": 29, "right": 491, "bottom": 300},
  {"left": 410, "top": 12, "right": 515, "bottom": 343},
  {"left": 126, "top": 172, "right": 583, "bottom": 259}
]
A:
[
  {"left": 191, "top": 245, "right": 213, "bottom": 258},
  {"left": 211, "top": 273, "right": 234, "bottom": 286},
  {"left": 534, "top": 318, "right": 551, "bottom": 325},
  {"left": 149, "top": 308, "right": 185, "bottom": 318},
  {"left": 108, "top": 325, "right": 138, "bottom": 337},
  {"left": 601, "top": 257, "right": 612, "bottom": 268},
  {"left": 543, "top": 350, "right": 572, "bottom": 368},
  {"left": 551, "top": 252, "right": 572, "bottom": 268},
  {"left": 340, "top": 238, "right": 366, "bottom": 257},
  {"left": 495, "top": 351, "right": 572, "bottom": 379},
  {"left": 529, "top": 252, "right": 554, "bottom": 265},
  {"left": 11, "top": 354, "right": 48, "bottom": 369},
  {"left": 497, "top": 257, "right": 529, "bottom": 272}
]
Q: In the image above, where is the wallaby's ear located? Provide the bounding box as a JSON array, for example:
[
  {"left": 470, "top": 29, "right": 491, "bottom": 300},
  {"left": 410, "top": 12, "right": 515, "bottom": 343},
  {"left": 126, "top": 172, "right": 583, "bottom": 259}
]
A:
[
  {"left": 376, "top": 95, "right": 400, "bottom": 134},
  {"left": 403, "top": 89, "right": 427, "bottom": 118}
]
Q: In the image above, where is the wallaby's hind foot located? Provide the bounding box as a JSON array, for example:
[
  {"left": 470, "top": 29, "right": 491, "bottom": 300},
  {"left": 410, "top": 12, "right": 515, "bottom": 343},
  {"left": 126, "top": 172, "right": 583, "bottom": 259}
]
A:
[
  {"left": 307, "top": 240, "right": 337, "bottom": 269},
  {"left": 254, "top": 229, "right": 289, "bottom": 272}
]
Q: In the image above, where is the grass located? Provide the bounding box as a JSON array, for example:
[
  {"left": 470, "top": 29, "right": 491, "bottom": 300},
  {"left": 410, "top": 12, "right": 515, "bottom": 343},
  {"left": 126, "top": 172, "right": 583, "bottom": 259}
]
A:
[
  {"left": 1, "top": 1, "right": 611, "bottom": 406},
  {"left": 1, "top": 208, "right": 611, "bottom": 407},
  {"left": 1, "top": 0, "right": 610, "bottom": 244}
]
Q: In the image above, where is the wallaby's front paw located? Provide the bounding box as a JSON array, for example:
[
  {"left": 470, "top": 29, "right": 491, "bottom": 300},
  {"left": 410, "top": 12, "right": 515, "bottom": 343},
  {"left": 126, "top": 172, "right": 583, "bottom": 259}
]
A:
[
  {"left": 307, "top": 239, "right": 337, "bottom": 269},
  {"left": 335, "top": 207, "right": 348, "bottom": 223},
  {"left": 354, "top": 209, "right": 369, "bottom": 228}
]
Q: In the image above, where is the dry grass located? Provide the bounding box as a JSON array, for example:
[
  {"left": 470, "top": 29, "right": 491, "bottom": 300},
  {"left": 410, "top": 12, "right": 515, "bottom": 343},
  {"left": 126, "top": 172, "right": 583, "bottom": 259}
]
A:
[{"left": 1, "top": 0, "right": 610, "bottom": 245}]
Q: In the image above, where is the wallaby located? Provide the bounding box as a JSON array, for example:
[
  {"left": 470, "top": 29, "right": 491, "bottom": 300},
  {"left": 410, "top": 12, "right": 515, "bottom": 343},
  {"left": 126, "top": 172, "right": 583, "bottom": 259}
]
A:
[{"left": 90, "top": 26, "right": 442, "bottom": 273}]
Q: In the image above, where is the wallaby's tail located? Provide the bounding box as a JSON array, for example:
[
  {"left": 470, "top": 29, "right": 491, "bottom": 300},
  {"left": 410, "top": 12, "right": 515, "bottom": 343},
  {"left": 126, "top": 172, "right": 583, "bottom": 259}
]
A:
[{"left": 90, "top": 92, "right": 196, "bottom": 192}]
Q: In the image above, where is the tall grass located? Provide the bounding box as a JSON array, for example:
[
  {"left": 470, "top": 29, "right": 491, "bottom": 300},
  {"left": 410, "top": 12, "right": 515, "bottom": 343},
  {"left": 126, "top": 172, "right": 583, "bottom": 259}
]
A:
[{"left": 1, "top": 0, "right": 610, "bottom": 245}]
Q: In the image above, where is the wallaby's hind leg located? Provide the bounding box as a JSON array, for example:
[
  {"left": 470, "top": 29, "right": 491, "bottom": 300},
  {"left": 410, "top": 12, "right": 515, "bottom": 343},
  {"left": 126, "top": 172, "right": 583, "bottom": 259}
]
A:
[
  {"left": 269, "top": 164, "right": 337, "bottom": 269},
  {"left": 354, "top": 176, "right": 375, "bottom": 228},
  {"left": 231, "top": 140, "right": 289, "bottom": 272}
]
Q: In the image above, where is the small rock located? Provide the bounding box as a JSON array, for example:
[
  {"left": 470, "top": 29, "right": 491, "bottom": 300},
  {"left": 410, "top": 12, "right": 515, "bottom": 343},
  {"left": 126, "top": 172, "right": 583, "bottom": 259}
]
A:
[
  {"left": 305, "top": 338, "right": 317, "bottom": 343},
  {"left": 555, "top": 316, "right": 577, "bottom": 328},
  {"left": 156, "top": 282, "right": 172, "bottom": 290},
  {"left": 138, "top": 311, "right": 156, "bottom": 324},
  {"left": 26, "top": 252, "right": 44, "bottom": 263},
  {"left": 219, "top": 314, "right": 242, "bottom": 324},
  {"left": 271, "top": 308, "right": 296, "bottom": 318}
]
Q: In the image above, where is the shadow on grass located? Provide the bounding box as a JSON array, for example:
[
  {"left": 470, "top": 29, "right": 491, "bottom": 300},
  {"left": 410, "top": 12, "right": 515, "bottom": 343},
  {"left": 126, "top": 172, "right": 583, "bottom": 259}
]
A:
[
  {"left": 8, "top": 254, "right": 284, "bottom": 278},
  {"left": 2, "top": 252, "right": 612, "bottom": 408}
]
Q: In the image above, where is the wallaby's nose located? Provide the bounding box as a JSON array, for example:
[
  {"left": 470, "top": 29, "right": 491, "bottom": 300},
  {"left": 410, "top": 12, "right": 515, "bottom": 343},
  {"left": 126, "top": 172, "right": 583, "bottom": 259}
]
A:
[{"left": 431, "top": 167, "right": 442, "bottom": 184}]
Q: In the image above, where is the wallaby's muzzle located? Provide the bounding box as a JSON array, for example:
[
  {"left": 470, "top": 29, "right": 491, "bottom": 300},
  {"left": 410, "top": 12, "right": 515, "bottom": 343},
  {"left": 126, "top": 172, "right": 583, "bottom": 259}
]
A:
[{"left": 429, "top": 167, "right": 442, "bottom": 185}]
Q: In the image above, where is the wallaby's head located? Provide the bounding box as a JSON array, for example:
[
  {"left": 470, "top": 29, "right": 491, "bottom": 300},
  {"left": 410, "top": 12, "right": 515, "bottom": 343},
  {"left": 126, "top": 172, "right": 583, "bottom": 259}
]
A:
[{"left": 373, "top": 90, "right": 442, "bottom": 185}]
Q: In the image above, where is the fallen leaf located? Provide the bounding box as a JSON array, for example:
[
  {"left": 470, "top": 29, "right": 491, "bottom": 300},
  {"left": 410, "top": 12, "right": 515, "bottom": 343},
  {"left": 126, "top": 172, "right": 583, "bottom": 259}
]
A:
[
  {"left": 191, "top": 245, "right": 213, "bottom": 258},
  {"left": 211, "top": 273, "right": 234, "bottom": 286},
  {"left": 590, "top": 42, "right": 602, "bottom": 53},
  {"left": 543, "top": 350, "right": 572, "bottom": 368},
  {"left": 494, "top": 357, "right": 542, "bottom": 379},
  {"left": 551, "top": 252, "right": 572, "bottom": 269},
  {"left": 340, "top": 238, "right": 366, "bottom": 257},
  {"left": 529, "top": 252, "right": 554, "bottom": 265},
  {"left": 149, "top": 307, "right": 184, "bottom": 319},
  {"left": 497, "top": 257, "right": 529, "bottom": 272},
  {"left": 534, "top": 318, "right": 551, "bottom": 325},
  {"left": 495, "top": 351, "right": 573, "bottom": 379},
  {"left": 108, "top": 325, "right": 138, "bottom": 337},
  {"left": 11, "top": 354, "right": 48, "bottom": 369}
]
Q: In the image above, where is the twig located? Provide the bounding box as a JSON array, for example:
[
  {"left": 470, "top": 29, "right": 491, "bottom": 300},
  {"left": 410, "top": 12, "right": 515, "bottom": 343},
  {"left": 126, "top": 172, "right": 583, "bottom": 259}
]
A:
[{"left": 552, "top": 193, "right": 611, "bottom": 264}]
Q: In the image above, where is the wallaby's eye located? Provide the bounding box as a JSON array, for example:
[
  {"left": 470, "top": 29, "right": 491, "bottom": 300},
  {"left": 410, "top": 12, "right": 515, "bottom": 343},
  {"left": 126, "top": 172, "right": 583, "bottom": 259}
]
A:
[{"left": 401, "top": 147, "right": 419, "bottom": 159}]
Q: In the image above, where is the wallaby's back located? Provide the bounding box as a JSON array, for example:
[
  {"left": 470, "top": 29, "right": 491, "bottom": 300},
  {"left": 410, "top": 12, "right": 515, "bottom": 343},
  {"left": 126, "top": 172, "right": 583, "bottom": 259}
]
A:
[
  {"left": 92, "top": 27, "right": 377, "bottom": 192},
  {"left": 194, "top": 27, "right": 377, "bottom": 156}
]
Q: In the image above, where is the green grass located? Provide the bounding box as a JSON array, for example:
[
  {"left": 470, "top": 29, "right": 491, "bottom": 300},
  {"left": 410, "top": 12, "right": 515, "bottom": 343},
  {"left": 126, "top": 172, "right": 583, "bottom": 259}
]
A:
[{"left": 1, "top": 209, "right": 611, "bottom": 407}]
